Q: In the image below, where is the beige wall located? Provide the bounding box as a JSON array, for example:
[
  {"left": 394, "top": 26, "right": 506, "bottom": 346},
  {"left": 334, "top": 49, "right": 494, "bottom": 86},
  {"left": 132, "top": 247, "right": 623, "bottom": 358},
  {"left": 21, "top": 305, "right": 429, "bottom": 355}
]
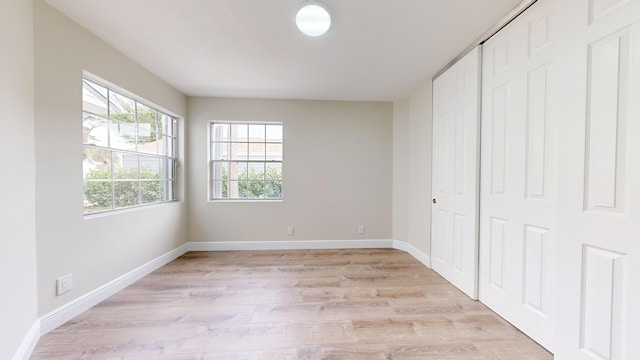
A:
[
  {"left": 188, "top": 97, "right": 393, "bottom": 243},
  {"left": 0, "top": 0, "right": 39, "bottom": 358},
  {"left": 392, "top": 98, "right": 410, "bottom": 243},
  {"left": 34, "top": 1, "right": 188, "bottom": 315},
  {"left": 393, "top": 79, "right": 433, "bottom": 255}
]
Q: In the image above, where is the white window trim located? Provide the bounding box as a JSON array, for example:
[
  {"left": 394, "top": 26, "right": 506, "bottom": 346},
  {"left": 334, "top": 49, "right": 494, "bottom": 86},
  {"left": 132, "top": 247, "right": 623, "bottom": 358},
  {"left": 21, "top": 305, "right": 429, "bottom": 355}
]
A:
[
  {"left": 82, "top": 74, "right": 179, "bottom": 216},
  {"left": 208, "top": 120, "right": 284, "bottom": 202}
]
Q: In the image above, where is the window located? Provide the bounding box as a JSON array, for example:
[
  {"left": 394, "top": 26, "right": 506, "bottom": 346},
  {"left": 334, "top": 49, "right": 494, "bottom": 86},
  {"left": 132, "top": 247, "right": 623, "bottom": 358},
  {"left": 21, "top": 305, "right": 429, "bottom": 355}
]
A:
[
  {"left": 210, "top": 122, "right": 283, "bottom": 200},
  {"left": 82, "top": 77, "right": 178, "bottom": 214}
]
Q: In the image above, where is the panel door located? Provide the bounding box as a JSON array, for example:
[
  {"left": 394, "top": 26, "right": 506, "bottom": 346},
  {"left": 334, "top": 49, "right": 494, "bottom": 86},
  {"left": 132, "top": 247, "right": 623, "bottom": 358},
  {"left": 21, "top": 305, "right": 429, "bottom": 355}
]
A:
[
  {"left": 555, "top": 0, "right": 640, "bottom": 358},
  {"left": 431, "top": 47, "right": 481, "bottom": 300},
  {"left": 479, "top": 0, "right": 558, "bottom": 351}
]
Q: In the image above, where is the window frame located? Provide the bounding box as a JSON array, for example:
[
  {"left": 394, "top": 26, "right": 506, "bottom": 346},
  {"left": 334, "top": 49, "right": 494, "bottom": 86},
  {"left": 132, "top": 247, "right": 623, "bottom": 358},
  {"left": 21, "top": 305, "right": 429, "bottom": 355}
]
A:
[
  {"left": 208, "top": 121, "right": 284, "bottom": 201},
  {"left": 82, "top": 75, "right": 179, "bottom": 215}
]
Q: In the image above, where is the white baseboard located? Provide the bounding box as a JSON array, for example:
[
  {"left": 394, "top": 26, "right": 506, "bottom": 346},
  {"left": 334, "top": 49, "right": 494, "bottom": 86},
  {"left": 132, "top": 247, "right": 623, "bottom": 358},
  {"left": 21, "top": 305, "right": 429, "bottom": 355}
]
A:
[
  {"left": 393, "top": 239, "right": 432, "bottom": 269},
  {"left": 188, "top": 239, "right": 395, "bottom": 251},
  {"left": 13, "top": 319, "right": 40, "bottom": 360},
  {"left": 189, "top": 239, "right": 431, "bottom": 268},
  {"left": 39, "top": 243, "right": 189, "bottom": 335},
  {"left": 37, "top": 239, "right": 431, "bottom": 338}
]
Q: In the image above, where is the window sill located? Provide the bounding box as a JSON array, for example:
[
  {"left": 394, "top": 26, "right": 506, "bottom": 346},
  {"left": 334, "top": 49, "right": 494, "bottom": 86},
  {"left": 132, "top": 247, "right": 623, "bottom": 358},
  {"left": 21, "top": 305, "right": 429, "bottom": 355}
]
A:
[
  {"left": 208, "top": 199, "right": 283, "bottom": 204},
  {"left": 83, "top": 200, "right": 182, "bottom": 219}
]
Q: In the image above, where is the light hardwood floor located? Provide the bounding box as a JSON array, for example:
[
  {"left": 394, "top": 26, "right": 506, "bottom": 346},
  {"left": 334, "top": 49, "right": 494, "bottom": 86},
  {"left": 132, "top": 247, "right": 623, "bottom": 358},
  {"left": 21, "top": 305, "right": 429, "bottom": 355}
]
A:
[{"left": 31, "top": 249, "right": 553, "bottom": 359}]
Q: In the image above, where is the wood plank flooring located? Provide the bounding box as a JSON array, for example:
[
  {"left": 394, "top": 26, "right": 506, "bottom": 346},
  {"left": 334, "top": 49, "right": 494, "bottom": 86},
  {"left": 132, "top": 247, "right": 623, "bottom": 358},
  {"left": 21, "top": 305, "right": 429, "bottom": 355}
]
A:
[{"left": 31, "top": 249, "right": 553, "bottom": 359}]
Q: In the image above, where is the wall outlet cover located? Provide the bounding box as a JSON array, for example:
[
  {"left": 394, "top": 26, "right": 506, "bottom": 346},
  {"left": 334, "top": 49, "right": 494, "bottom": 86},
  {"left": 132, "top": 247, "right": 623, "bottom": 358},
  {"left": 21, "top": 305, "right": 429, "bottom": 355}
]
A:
[{"left": 56, "top": 274, "right": 72, "bottom": 295}]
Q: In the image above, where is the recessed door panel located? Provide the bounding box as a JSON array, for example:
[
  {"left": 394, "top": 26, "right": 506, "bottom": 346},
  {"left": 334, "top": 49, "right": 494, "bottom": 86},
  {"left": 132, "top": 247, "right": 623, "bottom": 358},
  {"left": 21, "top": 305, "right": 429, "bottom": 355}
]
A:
[
  {"left": 584, "top": 28, "right": 630, "bottom": 212},
  {"left": 523, "top": 225, "right": 548, "bottom": 313},
  {"left": 525, "top": 65, "right": 550, "bottom": 199},
  {"left": 580, "top": 246, "right": 625, "bottom": 360},
  {"left": 491, "top": 84, "right": 509, "bottom": 196}
]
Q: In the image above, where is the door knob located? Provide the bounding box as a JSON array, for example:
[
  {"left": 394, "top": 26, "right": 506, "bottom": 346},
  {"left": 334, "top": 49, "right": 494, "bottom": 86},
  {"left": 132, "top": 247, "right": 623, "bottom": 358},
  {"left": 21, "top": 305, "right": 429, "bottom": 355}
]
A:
[{"left": 432, "top": 198, "right": 437, "bottom": 204}]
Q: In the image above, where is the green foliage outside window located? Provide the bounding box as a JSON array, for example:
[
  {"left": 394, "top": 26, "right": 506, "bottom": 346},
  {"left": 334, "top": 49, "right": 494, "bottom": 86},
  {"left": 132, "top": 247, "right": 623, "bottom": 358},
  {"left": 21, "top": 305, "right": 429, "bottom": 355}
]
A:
[
  {"left": 220, "top": 166, "right": 282, "bottom": 199},
  {"left": 84, "top": 167, "right": 163, "bottom": 212}
]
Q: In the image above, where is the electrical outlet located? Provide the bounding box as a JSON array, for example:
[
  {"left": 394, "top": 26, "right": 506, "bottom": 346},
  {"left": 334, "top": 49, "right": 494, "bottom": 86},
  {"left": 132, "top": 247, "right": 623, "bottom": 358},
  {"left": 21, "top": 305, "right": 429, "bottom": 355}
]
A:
[
  {"left": 287, "top": 226, "right": 294, "bottom": 236},
  {"left": 56, "top": 274, "right": 72, "bottom": 296},
  {"left": 358, "top": 225, "right": 365, "bottom": 234}
]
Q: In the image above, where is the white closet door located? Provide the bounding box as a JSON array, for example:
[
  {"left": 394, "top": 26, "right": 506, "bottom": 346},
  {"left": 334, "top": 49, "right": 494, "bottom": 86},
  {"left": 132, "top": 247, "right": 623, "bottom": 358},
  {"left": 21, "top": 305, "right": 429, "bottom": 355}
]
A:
[
  {"left": 555, "top": 0, "right": 640, "bottom": 358},
  {"left": 431, "top": 47, "right": 481, "bottom": 299},
  {"left": 479, "top": 0, "right": 558, "bottom": 350}
]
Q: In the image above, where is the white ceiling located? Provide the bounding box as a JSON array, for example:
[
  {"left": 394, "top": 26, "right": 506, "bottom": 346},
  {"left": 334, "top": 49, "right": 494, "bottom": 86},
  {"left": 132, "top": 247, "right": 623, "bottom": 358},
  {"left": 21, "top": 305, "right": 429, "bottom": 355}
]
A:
[{"left": 45, "top": 0, "right": 523, "bottom": 101}]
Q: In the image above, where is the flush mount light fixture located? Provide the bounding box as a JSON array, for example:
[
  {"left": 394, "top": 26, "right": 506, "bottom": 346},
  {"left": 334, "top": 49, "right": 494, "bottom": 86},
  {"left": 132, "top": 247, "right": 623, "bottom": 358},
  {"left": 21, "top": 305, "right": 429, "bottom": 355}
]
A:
[{"left": 295, "top": 1, "right": 331, "bottom": 37}]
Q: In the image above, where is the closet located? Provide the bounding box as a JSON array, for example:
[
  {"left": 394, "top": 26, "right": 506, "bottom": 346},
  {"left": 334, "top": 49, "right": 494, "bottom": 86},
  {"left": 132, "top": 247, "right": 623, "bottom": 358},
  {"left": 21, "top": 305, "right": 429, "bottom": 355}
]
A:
[{"left": 432, "top": 0, "right": 640, "bottom": 358}]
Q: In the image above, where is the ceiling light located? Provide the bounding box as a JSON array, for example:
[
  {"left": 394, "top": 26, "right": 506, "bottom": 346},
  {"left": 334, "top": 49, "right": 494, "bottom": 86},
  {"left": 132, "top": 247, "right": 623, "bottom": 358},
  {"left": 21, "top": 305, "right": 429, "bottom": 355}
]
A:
[{"left": 295, "top": 2, "right": 331, "bottom": 37}]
